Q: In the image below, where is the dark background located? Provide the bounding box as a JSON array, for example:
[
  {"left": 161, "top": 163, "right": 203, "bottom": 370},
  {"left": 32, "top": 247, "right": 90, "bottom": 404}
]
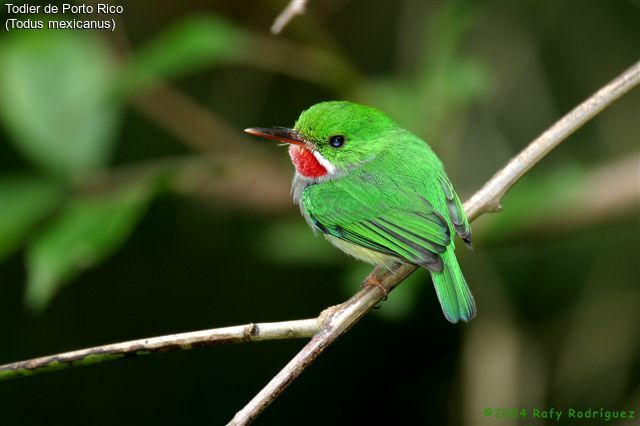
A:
[{"left": 1, "top": 1, "right": 639, "bottom": 425}]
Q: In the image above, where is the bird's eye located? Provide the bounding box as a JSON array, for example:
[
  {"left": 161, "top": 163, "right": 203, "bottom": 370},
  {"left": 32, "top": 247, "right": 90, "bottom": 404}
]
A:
[{"left": 329, "top": 135, "right": 345, "bottom": 148}]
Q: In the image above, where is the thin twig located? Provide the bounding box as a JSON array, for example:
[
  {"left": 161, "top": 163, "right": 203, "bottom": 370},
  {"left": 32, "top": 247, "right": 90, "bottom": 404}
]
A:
[
  {"left": 271, "top": 0, "right": 308, "bottom": 34},
  {"left": 131, "top": 82, "right": 294, "bottom": 211},
  {"left": 227, "top": 60, "right": 640, "bottom": 425},
  {"left": 464, "top": 60, "right": 640, "bottom": 220},
  {"left": 0, "top": 319, "right": 319, "bottom": 380},
  {"left": 474, "top": 152, "right": 640, "bottom": 239},
  {"left": 132, "top": 82, "right": 247, "bottom": 154}
]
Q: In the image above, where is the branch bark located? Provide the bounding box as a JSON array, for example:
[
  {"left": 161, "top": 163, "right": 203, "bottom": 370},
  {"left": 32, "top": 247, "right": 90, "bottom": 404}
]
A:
[
  {"left": 1, "top": 61, "right": 638, "bottom": 423},
  {"left": 463, "top": 60, "right": 640, "bottom": 220},
  {"left": 0, "top": 319, "right": 319, "bottom": 380}
]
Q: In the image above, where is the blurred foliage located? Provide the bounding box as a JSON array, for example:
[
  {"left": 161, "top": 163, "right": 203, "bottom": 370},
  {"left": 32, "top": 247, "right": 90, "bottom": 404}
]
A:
[
  {"left": 0, "top": 1, "right": 638, "bottom": 425},
  {"left": 258, "top": 219, "right": 339, "bottom": 265},
  {"left": 1, "top": 26, "right": 119, "bottom": 178},
  {"left": 25, "top": 177, "right": 155, "bottom": 312},
  {"left": 479, "top": 165, "right": 586, "bottom": 243},
  {"left": 117, "top": 15, "right": 249, "bottom": 97},
  {"left": 355, "top": 1, "right": 489, "bottom": 138},
  {"left": 0, "top": 175, "right": 62, "bottom": 260}
]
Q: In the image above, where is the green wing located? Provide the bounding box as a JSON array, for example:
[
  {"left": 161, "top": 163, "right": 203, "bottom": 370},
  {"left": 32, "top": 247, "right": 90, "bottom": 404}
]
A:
[
  {"left": 439, "top": 175, "right": 472, "bottom": 248},
  {"left": 302, "top": 179, "right": 450, "bottom": 272},
  {"left": 302, "top": 172, "right": 475, "bottom": 323}
]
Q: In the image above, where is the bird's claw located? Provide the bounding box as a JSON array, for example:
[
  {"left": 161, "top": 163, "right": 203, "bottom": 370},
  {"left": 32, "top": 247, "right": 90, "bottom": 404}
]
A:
[{"left": 361, "top": 278, "right": 388, "bottom": 308}]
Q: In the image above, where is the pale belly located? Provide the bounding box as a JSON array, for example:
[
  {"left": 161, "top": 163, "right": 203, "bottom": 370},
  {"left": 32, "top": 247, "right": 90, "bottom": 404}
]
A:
[{"left": 325, "top": 235, "right": 403, "bottom": 270}]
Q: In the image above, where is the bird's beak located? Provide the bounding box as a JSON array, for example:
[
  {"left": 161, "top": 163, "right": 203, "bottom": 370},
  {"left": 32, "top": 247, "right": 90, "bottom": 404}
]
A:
[{"left": 244, "top": 127, "right": 305, "bottom": 146}]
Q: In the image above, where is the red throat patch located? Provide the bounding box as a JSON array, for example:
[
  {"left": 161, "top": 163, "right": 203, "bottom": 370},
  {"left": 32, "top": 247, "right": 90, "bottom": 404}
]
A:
[{"left": 288, "top": 145, "right": 327, "bottom": 178}]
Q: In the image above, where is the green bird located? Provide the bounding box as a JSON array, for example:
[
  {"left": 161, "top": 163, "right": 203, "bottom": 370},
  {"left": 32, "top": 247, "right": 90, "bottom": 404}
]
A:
[{"left": 246, "top": 101, "right": 475, "bottom": 323}]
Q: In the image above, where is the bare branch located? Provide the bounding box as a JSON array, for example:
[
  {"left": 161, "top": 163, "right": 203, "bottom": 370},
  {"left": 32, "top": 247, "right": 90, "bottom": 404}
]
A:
[
  {"left": 0, "top": 319, "right": 319, "bottom": 380},
  {"left": 271, "top": 0, "right": 308, "bottom": 35},
  {"left": 561, "top": 153, "right": 639, "bottom": 228},
  {"left": 473, "top": 152, "right": 640, "bottom": 240},
  {"left": 464, "top": 60, "right": 640, "bottom": 221},
  {"left": 227, "top": 60, "right": 640, "bottom": 425}
]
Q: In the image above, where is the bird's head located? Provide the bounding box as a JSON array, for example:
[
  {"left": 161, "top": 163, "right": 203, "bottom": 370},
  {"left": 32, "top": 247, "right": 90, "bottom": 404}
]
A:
[{"left": 245, "top": 101, "right": 398, "bottom": 180}]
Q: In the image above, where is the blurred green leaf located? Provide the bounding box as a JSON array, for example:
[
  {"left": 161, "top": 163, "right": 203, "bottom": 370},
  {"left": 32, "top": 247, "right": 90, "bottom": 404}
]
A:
[
  {"left": 117, "top": 15, "right": 248, "bottom": 97},
  {"left": 354, "top": 2, "right": 488, "bottom": 140},
  {"left": 414, "top": 2, "right": 487, "bottom": 135},
  {"left": 0, "top": 175, "right": 63, "bottom": 261},
  {"left": 445, "top": 58, "right": 488, "bottom": 102},
  {"left": 258, "top": 220, "right": 340, "bottom": 265},
  {"left": 478, "top": 166, "right": 585, "bottom": 243},
  {"left": 25, "top": 179, "right": 153, "bottom": 312},
  {"left": 0, "top": 26, "right": 119, "bottom": 179}
]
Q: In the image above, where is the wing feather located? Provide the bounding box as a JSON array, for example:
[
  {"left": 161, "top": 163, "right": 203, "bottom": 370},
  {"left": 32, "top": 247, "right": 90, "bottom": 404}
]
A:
[
  {"left": 303, "top": 177, "right": 451, "bottom": 272},
  {"left": 438, "top": 175, "right": 472, "bottom": 248}
]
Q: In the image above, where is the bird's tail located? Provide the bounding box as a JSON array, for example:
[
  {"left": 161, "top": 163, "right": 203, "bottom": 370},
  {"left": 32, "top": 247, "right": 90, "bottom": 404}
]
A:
[{"left": 430, "top": 249, "right": 476, "bottom": 323}]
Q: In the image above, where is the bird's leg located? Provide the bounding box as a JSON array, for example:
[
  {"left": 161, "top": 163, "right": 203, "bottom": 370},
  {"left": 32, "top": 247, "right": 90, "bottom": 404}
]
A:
[
  {"left": 360, "top": 260, "right": 408, "bottom": 308},
  {"left": 360, "top": 270, "right": 389, "bottom": 309},
  {"left": 364, "top": 278, "right": 389, "bottom": 300}
]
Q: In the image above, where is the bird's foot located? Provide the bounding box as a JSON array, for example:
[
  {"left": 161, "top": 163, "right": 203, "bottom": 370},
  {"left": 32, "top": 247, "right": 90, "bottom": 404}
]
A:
[{"left": 361, "top": 276, "right": 388, "bottom": 308}]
